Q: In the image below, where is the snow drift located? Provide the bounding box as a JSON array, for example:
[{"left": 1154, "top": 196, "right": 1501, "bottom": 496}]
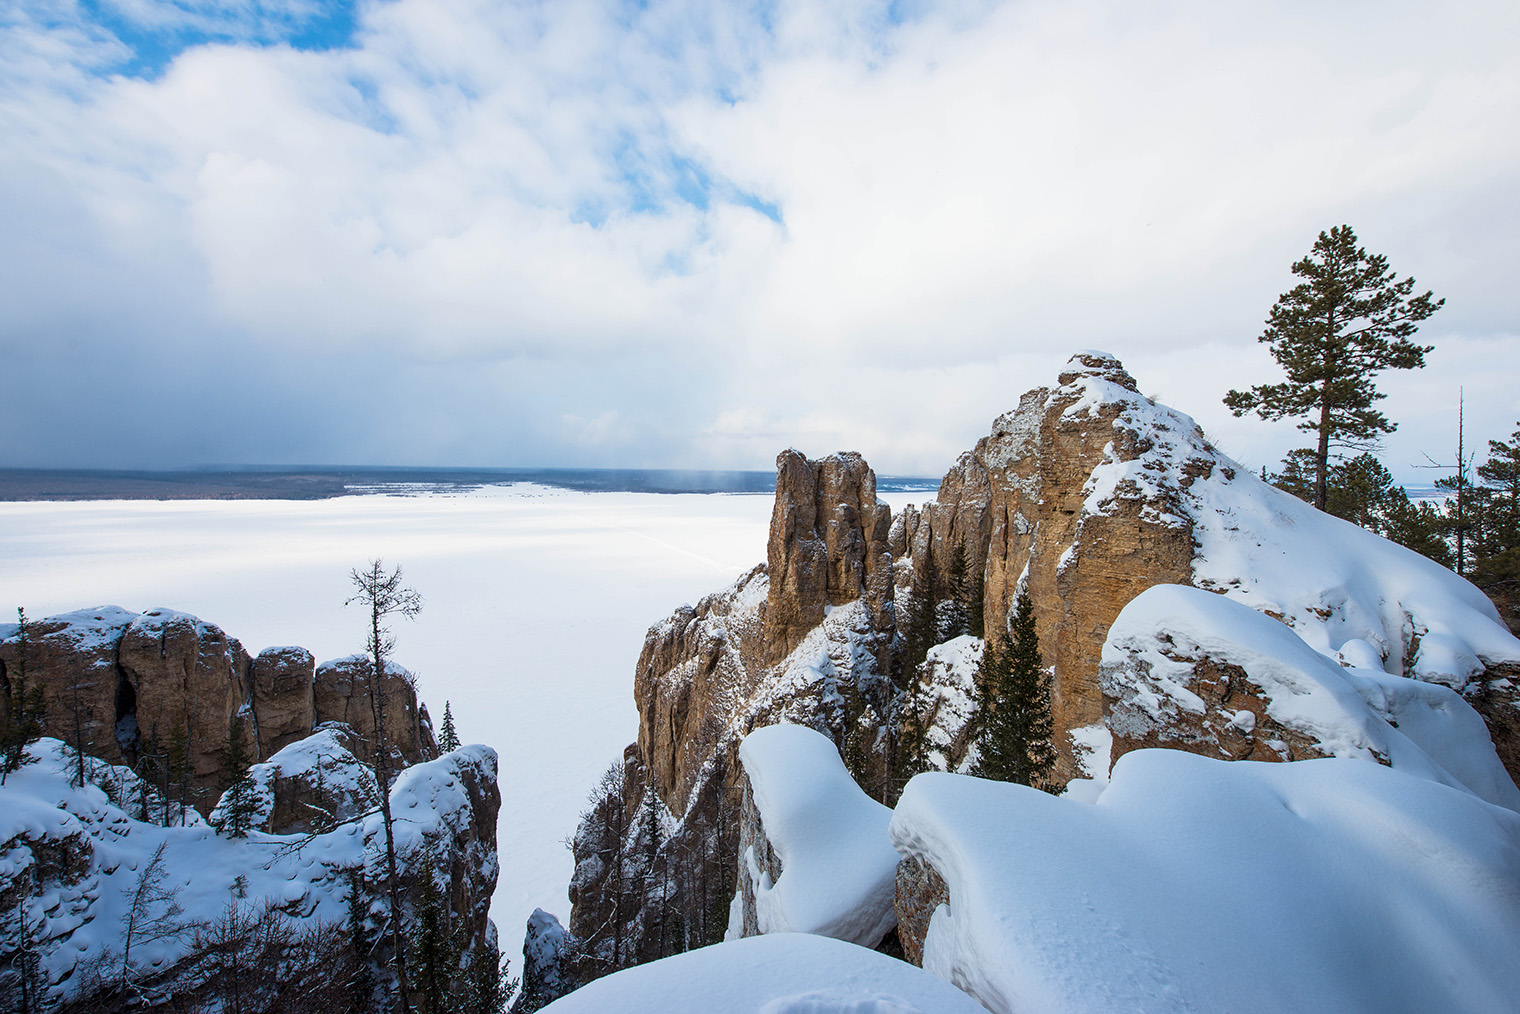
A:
[{"left": 890, "top": 752, "right": 1520, "bottom": 1014}]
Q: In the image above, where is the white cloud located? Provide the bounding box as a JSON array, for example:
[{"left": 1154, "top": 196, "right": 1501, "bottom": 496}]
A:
[{"left": 1, "top": 0, "right": 1516, "bottom": 476}]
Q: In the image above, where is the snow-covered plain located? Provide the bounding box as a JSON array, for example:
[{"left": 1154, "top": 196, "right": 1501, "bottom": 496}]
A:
[{"left": 0, "top": 484, "right": 812, "bottom": 945}]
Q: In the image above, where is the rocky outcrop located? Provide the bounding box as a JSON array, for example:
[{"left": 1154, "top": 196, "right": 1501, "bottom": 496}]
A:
[
  {"left": 910, "top": 353, "right": 1197, "bottom": 784},
  {"left": 766, "top": 450, "right": 894, "bottom": 660},
  {"left": 249, "top": 646, "right": 316, "bottom": 758},
  {"left": 0, "top": 607, "right": 137, "bottom": 766},
  {"left": 117, "top": 609, "right": 252, "bottom": 787},
  {"left": 894, "top": 855, "right": 948, "bottom": 968},
  {"left": 0, "top": 737, "right": 500, "bottom": 1011},
  {"left": 313, "top": 655, "right": 436, "bottom": 771},
  {"left": 0, "top": 609, "right": 437, "bottom": 815},
  {"left": 241, "top": 725, "right": 379, "bottom": 835}
]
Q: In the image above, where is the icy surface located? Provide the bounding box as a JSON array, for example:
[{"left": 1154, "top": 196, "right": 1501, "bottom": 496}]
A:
[
  {"left": 739, "top": 724, "right": 899, "bottom": 946},
  {"left": 538, "top": 932, "right": 987, "bottom": 1014},
  {"left": 890, "top": 752, "right": 1520, "bottom": 1014},
  {"left": 0, "top": 484, "right": 774, "bottom": 935},
  {"left": 1103, "top": 585, "right": 1520, "bottom": 811}
]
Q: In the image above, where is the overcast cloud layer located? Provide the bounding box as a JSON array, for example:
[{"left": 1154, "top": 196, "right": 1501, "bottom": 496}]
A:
[{"left": 2, "top": 0, "right": 1517, "bottom": 478}]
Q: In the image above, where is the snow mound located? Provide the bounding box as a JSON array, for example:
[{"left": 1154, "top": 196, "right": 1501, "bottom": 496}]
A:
[
  {"left": 1052, "top": 354, "right": 1520, "bottom": 685},
  {"left": 738, "top": 725, "right": 899, "bottom": 946},
  {"left": 891, "top": 752, "right": 1520, "bottom": 1014},
  {"left": 537, "top": 932, "right": 987, "bottom": 1014},
  {"left": 1102, "top": 585, "right": 1520, "bottom": 810}
]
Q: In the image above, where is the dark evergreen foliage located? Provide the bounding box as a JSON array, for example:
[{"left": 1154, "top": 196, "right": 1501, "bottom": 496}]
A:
[
  {"left": 971, "top": 594, "right": 1055, "bottom": 789},
  {"left": 440, "top": 701, "right": 461, "bottom": 753},
  {"left": 1, "top": 607, "right": 46, "bottom": 784},
  {"left": 213, "top": 714, "right": 260, "bottom": 839},
  {"left": 1225, "top": 225, "right": 1442, "bottom": 510}
]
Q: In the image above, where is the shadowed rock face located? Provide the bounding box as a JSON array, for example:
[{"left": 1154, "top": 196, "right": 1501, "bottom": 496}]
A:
[
  {"left": 249, "top": 646, "right": 316, "bottom": 758},
  {"left": 118, "top": 609, "right": 252, "bottom": 787}
]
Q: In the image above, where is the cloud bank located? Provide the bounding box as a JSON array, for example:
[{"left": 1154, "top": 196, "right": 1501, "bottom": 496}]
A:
[{"left": 2, "top": 0, "right": 1516, "bottom": 476}]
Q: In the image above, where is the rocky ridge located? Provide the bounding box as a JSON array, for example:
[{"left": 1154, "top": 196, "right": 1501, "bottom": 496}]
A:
[
  {"left": 0, "top": 607, "right": 437, "bottom": 813},
  {"left": 540, "top": 352, "right": 1520, "bottom": 1002}
]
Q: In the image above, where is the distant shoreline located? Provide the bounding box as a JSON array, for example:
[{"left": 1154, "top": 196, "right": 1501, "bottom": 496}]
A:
[{"left": 0, "top": 467, "right": 941, "bottom": 502}]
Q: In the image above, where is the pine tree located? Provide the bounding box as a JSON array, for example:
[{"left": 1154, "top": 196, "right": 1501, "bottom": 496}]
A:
[
  {"left": 1226, "top": 225, "right": 1442, "bottom": 510},
  {"left": 439, "top": 701, "right": 461, "bottom": 753},
  {"left": 971, "top": 594, "right": 1055, "bottom": 789},
  {"left": 406, "top": 853, "right": 463, "bottom": 1014},
  {"left": 1, "top": 608, "right": 46, "bottom": 784},
  {"left": 213, "top": 714, "right": 260, "bottom": 838}
]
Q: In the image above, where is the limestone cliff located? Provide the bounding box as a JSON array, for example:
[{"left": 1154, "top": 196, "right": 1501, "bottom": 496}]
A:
[{"left": 0, "top": 608, "right": 437, "bottom": 814}]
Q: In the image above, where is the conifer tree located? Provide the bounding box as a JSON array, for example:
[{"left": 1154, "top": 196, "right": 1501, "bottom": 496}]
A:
[
  {"left": 971, "top": 593, "right": 1055, "bottom": 788},
  {"left": 898, "top": 557, "right": 939, "bottom": 679},
  {"left": 439, "top": 701, "right": 461, "bottom": 753},
  {"left": 345, "top": 867, "right": 377, "bottom": 1012},
  {"left": 1, "top": 608, "right": 45, "bottom": 784},
  {"left": 406, "top": 853, "right": 463, "bottom": 1014},
  {"left": 939, "top": 540, "right": 972, "bottom": 641},
  {"left": 348, "top": 559, "right": 423, "bottom": 1013},
  {"left": 1226, "top": 225, "right": 1442, "bottom": 511},
  {"left": 213, "top": 714, "right": 260, "bottom": 838}
]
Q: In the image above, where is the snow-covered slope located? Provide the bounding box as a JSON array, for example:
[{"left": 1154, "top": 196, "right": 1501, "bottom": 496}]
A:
[
  {"left": 538, "top": 932, "right": 988, "bottom": 1014},
  {"left": 890, "top": 752, "right": 1520, "bottom": 1014},
  {"left": 1101, "top": 584, "right": 1520, "bottom": 811},
  {"left": 0, "top": 736, "right": 498, "bottom": 1006}
]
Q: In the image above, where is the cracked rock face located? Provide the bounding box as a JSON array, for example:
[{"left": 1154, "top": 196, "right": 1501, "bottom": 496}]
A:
[
  {"left": 766, "top": 449, "right": 894, "bottom": 663},
  {"left": 915, "top": 353, "right": 1198, "bottom": 784}
]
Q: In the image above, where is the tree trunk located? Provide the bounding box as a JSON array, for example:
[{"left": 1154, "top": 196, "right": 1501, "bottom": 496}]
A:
[{"left": 370, "top": 612, "right": 412, "bottom": 1014}]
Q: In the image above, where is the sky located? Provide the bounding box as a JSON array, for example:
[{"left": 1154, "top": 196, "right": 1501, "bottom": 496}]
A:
[{"left": 2, "top": 0, "right": 1517, "bottom": 480}]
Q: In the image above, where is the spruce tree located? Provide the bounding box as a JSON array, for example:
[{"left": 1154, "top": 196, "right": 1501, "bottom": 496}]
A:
[
  {"left": 939, "top": 540, "right": 972, "bottom": 641},
  {"left": 213, "top": 714, "right": 259, "bottom": 838},
  {"left": 1226, "top": 225, "right": 1442, "bottom": 511},
  {"left": 898, "top": 556, "right": 939, "bottom": 679},
  {"left": 971, "top": 593, "right": 1055, "bottom": 788},
  {"left": 439, "top": 701, "right": 461, "bottom": 753}
]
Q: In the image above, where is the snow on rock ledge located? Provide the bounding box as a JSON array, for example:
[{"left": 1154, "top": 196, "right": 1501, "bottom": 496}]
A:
[
  {"left": 538, "top": 932, "right": 986, "bottom": 1014},
  {"left": 1101, "top": 585, "right": 1520, "bottom": 811},
  {"left": 889, "top": 753, "right": 1520, "bottom": 1014},
  {"left": 734, "top": 724, "right": 899, "bottom": 947}
]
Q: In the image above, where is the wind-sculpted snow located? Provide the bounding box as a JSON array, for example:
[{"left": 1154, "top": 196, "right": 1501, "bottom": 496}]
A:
[
  {"left": 1102, "top": 585, "right": 1520, "bottom": 811},
  {"left": 537, "top": 932, "right": 987, "bottom": 1014},
  {"left": 737, "top": 725, "right": 899, "bottom": 946},
  {"left": 890, "top": 754, "right": 1520, "bottom": 1014}
]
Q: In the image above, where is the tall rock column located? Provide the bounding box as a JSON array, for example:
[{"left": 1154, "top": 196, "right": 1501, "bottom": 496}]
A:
[{"left": 765, "top": 450, "right": 894, "bottom": 662}]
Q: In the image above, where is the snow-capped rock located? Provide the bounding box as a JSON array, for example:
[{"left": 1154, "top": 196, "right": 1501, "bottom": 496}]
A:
[{"left": 732, "top": 724, "right": 899, "bottom": 947}]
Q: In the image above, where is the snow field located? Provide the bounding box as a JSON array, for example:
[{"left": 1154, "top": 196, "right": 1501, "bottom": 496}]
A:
[
  {"left": 0, "top": 485, "right": 776, "bottom": 944},
  {"left": 537, "top": 932, "right": 988, "bottom": 1013}
]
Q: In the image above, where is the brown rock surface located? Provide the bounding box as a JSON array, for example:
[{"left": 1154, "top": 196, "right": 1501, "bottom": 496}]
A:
[
  {"left": 894, "top": 855, "right": 949, "bottom": 968},
  {"left": 766, "top": 450, "right": 893, "bottom": 661},
  {"left": 1103, "top": 653, "right": 1334, "bottom": 767},
  {"left": 1466, "top": 662, "right": 1520, "bottom": 787},
  {"left": 313, "top": 655, "right": 436, "bottom": 768},
  {"left": 915, "top": 353, "right": 1196, "bottom": 784},
  {"left": 0, "top": 606, "right": 136, "bottom": 766},
  {"left": 117, "top": 608, "right": 252, "bottom": 788},
  {"left": 249, "top": 645, "right": 316, "bottom": 758}
]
